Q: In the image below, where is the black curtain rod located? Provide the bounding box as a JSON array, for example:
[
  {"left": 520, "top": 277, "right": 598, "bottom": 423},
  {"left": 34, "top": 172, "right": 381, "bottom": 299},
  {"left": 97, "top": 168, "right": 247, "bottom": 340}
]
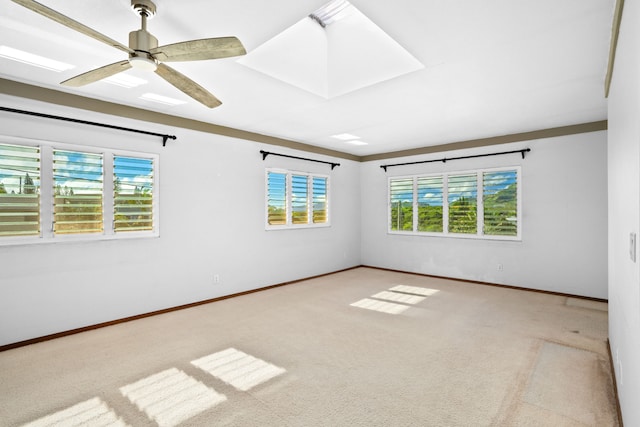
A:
[
  {"left": 260, "top": 150, "right": 340, "bottom": 170},
  {"left": 380, "top": 148, "right": 531, "bottom": 172},
  {"left": 0, "top": 106, "right": 177, "bottom": 146}
]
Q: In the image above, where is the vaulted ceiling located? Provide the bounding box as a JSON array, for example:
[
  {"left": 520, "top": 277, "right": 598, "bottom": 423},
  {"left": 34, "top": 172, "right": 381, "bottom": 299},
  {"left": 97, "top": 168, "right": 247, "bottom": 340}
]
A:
[{"left": 0, "top": 0, "right": 615, "bottom": 157}]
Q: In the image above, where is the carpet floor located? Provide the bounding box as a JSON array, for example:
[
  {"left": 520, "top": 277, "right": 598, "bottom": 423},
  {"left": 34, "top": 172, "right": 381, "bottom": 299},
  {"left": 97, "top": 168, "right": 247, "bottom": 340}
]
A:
[{"left": 0, "top": 267, "right": 619, "bottom": 426}]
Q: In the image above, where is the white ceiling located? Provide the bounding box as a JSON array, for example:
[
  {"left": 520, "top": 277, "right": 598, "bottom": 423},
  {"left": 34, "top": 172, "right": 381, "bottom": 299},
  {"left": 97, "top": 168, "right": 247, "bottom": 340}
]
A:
[{"left": 0, "top": 0, "right": 615, "bottom": 156}]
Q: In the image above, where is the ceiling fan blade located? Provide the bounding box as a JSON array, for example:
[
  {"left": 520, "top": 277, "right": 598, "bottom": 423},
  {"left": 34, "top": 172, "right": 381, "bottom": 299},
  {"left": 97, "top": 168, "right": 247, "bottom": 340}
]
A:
[
  {"left": 151, "top": 37, "right": 246, "bottom": 62},
  {"left": 156, "top": 63, "right": 222, "bottom": 108},
  {"left": 61, "top": 60, "right": 132, "bottom": 87},
  {"left": 10, "top": 0, "right": 134, "bottom": 55},
  {"left": 155, "top": 63, "right": 221, "bottom": 108}
]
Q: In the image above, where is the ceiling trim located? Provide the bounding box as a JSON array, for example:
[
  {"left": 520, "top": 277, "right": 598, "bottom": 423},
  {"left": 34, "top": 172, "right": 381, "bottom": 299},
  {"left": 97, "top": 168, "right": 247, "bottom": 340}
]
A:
[
  {"left": 605, "top": 0, "right": 624, "bottom": 97},
  {"left": 360, "top": 120, "right": 608, "bottom": 162},
  {"left": 0, "top": 78, "right": 360, "bottom": 162},
  {"left": 0, "top": 79, "right": 607, "bottom": 164}
]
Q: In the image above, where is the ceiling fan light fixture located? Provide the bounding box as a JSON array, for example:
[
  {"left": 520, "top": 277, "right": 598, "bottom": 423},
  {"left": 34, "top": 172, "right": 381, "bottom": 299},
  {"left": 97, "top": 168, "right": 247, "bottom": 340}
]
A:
[{"left": 129, "top": 54, "right": 157, "bottom": 71}]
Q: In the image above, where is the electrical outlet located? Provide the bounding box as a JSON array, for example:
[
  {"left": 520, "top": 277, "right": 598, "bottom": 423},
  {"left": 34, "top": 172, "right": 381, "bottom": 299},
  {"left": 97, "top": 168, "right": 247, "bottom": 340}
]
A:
[
  {"left": 213, "top": 274, "right": 220, "bottom": 284},
  {"left": 497, "top": 264, "right": 504, "bottom": 271},
  {"left": 630, "top": 232, "right": 637, "bottom": 262}
]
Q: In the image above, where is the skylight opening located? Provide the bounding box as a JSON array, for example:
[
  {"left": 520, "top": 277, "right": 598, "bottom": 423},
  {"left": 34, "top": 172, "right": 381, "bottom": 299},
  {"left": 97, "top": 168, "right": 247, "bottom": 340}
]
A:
[
  {"left": 344, "top": 140, "right": 368, "bottom": 146},
  {"left": 139, "top": 93, "right": 186, "bottom": 106},
  {"left": 238, "top": 1, "right": 424, "bottom": 99},
  {"left": 0, "top": 46, "right": 74, "bottom": 72}
]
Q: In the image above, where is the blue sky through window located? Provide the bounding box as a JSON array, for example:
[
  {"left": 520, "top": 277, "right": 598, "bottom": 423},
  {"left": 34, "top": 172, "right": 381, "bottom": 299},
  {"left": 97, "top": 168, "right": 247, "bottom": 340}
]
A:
[
  {"left": 114, "top": 156, "right": 153, "bottom": 194},
  {"left": 53, "top": 150, "right": 103, "bottom": 193},
  {"left": 0, "top": 143, "right": 40, "bottom": 194}
]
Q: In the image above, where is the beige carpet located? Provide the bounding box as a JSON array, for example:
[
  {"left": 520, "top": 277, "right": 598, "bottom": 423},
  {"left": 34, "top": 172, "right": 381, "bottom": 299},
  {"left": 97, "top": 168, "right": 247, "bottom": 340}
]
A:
[{"left": 0, "top": 267, "right": 619, "bottom": 426}]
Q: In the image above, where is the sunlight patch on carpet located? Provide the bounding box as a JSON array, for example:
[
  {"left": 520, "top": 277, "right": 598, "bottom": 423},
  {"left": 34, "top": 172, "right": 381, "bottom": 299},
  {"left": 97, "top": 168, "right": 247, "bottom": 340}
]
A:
[
  {"left": 191, "top": 348, "right": 286, "bottom": 392},
  {"left": 119, "top": 368, "right": 226, "bottom": 427},
  {"left": 389, "top": 285, "right": 439, "bottom": 296},
  {"left": 21, "top": 397, "right": 129, "bottom": 427},
  {"left": 371, "top": 290, "right": 426, "bottom": 304},
  {"left": 350, "top": 298, "right": 410, "bottom": 314}
]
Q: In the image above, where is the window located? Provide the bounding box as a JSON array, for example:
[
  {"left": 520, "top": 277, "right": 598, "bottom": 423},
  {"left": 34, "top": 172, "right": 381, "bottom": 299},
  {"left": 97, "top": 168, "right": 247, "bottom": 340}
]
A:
[
  {"left": 447, "top": 173, "right": 477, "bottom": 234},
  {"left": 388, "top": 167, "right": 520, "bottom": 240},
  {"left": 0, "top": 138, "right": 158, "bottom": 244},
  {"left": 417, "top": 176, "right": 443, "bottom": 232},
  {"left": 389, "top": 178, "right": 413, "bottom": 231},
  {"left": 53, "top": 149, "right": 104, "bottom": 235},
  {"left": 291, "top": 174, "right": 309, "bottom": 224},
  {"left": 0, "top": 143, "right": 40, "bottom": 237},
  {"left": 114, "top": 156, "right": 154, "bottom": 232},
  {"left": 312, "top": 176, "right": 328, "bottom": 223},
  {"left": 266, "top": 169, "right": 329, "bottom": 229},
  {"left": 483, "top": 170, "right": 518, "bottom": 236},
  {"left": 267, "top": 172, "right": 287, "bottom": 225}
]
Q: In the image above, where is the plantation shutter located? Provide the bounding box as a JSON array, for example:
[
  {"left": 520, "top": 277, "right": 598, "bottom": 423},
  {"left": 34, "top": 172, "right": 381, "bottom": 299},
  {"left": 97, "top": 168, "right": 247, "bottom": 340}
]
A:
[
  {"left": 267, "top": 172, "right": 287, "bottom": 225},
  {"left": 483, "top": 170, "right": 518, "bottom": 236},
  {"left": 312, "top": 176, "right": 328, "bottom": 223},
  {"left": 0, "top": 143, "right": 40, "bottom": 237},
  {"left": 53, "top": 149, "right": 103, "bottom": 235},
  {"left": 390, "top": 178, "right": 414, "bottom": 231},
  {"left": 291, "top": 174, "right": 309, "bottom": 224},
  {"left": 114, "top": 156, "right": 154, "bottom": 232},
  {"left": 417, "top": 176, "right": 443, "bottom": 232},
  {"left": 448, "top": 173, "right": 477, "bottom": 234}
]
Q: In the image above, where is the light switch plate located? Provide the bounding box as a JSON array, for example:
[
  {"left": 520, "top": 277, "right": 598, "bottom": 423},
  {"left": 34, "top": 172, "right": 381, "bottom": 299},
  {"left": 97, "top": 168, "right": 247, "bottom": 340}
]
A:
[{"left": 630, "top": 232, "right": 637, "bottom": 262}]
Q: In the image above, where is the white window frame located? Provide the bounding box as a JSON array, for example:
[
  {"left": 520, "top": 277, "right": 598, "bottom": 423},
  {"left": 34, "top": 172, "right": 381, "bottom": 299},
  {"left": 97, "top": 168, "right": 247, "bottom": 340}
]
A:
[
  {"left": 265, "top": 168, "right": 330, "bottom": 230},
  {"left": 0, "top": 135, "right": 159, "bottom": 246},
  {"left": 388, "top": 166, "right": 521, "bottom": 241}
]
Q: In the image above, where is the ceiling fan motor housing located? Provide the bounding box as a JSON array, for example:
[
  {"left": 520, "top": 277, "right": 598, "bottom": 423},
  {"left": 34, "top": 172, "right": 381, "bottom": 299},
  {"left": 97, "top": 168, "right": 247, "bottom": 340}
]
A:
[
  {"left": 129, "top": 29, "right": 158, "bottom": 70},
  {"left": 129, "top": 29, "right": 158, "bottom": 53}
]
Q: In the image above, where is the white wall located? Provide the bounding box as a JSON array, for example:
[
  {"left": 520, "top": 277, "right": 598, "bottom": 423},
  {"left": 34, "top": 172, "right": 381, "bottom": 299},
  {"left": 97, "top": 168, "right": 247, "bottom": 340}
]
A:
[
  {"left": 608, "top": 0, "right": 640, "bottom": 424},
  {"left": 360, "top": 131, "right": 608, "bottom": 299},
  {"left": 0, "top": 95, "right": 361, "bottom": 347}
]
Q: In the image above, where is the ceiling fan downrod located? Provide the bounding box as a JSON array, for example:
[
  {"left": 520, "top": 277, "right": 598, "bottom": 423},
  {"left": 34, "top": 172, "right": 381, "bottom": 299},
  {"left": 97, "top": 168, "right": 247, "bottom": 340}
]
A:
[{"left": 128, "top": 0, "right": 158, "bottom": 70}]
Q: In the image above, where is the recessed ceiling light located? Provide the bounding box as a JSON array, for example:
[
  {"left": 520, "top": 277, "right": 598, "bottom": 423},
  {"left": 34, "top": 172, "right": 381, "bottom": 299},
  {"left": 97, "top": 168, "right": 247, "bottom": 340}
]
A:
[
  {"left": 331, "top": 133, "right": 360, "bottom": 140},
  {"left": 103, "top": 74, "right": 148, "bottom": 88},
  {"left": 344, "top": 140, "right": 368, "bottom": 146},
  {"left": 139, "top": 93, "right": 186, "bottom": 106},
  {"left": 0, "top": 46, "right": 74, "bottom": 72}
]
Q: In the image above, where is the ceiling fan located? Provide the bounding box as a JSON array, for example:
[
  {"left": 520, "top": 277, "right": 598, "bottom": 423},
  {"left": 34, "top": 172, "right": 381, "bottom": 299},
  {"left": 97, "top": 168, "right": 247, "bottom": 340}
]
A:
[{"left": 11, "top": 0, "right": 247, "bottom": 108}]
